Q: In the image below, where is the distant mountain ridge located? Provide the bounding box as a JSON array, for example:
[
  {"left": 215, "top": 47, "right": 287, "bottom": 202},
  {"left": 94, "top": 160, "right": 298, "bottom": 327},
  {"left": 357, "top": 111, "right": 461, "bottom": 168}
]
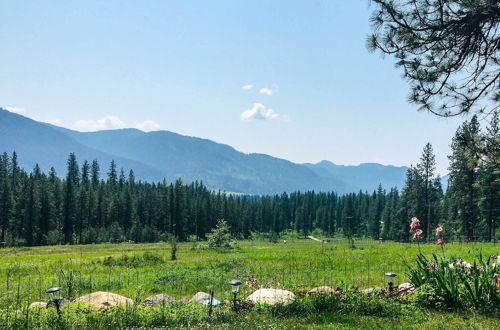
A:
[{"left": 0, "top": 108, "right": 408, "bottom": 194}]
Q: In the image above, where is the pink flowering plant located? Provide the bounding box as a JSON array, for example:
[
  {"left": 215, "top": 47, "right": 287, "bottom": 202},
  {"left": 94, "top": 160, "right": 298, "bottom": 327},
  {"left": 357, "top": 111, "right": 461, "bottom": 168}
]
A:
[
  {"left": 435, "top": 225, "right": 443, "bottom": 237},
  {"left": 409, "top": 217, "right": 423, "bottom": 253},
  {"left": 409, "top": 217, "right": 420, "bottom": 233},
  {"left": 435, "top": 225, "right": 445, "bottom": 256},
  {"left": 408, "top": 252, "right": 500, "bottom": 314}
]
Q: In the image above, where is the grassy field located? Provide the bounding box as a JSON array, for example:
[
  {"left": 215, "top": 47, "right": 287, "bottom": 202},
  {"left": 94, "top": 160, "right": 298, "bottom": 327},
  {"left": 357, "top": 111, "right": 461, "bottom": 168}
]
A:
[{"left": 0, "top": 239, "right": 498, "bottom": 329}]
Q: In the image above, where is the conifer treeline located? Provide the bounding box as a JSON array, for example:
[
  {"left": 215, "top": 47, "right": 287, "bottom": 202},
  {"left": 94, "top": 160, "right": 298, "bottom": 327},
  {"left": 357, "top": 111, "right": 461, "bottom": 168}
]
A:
[{"left": 0, "top": 115, "right": 498, "bottom": 246}]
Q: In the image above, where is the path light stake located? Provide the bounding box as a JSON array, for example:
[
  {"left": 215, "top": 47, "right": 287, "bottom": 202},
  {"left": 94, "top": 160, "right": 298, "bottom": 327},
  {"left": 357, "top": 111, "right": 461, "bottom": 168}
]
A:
[
  {"left": 384, "top": 273, "right": 397, "bottom": 296},
  {"left": 229, "top": 280, "right": 242, "bottom": 309},
  {"left": 46, "top": 287, "right": 62, "bottom": 316},
  {"left": 208, "top": 290, "right": 214, "bottom": 317}
]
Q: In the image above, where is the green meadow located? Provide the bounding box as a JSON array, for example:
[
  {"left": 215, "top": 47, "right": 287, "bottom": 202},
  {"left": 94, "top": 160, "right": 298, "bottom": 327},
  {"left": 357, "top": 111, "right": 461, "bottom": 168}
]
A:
[{"left": 0, "top": 239, "right": 498, "bottom": 329}]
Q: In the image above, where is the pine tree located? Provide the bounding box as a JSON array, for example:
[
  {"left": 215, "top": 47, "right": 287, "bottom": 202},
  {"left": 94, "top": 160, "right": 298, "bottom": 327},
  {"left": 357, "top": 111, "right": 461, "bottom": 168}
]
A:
[
  {"left": 48, "top": 167, "right": 63, "bottom": 243},
  {"left": 63, "top": 153, "right": 79, "bottom": 243},
  {"left": 448, "top": 116, "right": 481, "bottom": 240},
  {"left": 478, "top": 113, "right": 500, "bottom": 241},
  {"left": 0, "top": 153, "right": 12, "bottom": 245},
  {"left": 91, "top": 160, "right": 100, "bottom": 188},
  {"left": 23, "top": 172, "right": 41, "bottom": 246},
  {"left": 417, "top": 143, "right": 436, "bottom": 240},
  {"left": 397, "top": 166, "right": 425, "bottom": 241},
  {"left": 107, "top": 160, "right": 118, "bottom": 189},
  {"left": 76, "top": 161, "right": 91, "bottom": 244}
]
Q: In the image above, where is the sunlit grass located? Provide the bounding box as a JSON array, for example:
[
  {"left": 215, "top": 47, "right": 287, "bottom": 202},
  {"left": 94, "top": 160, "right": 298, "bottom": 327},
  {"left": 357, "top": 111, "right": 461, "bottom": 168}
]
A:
[
  {"left": 0, "top": 239, "right": 497, "bottom": 306},
  {"left": 0, "top": 239, "right": 498, "bottom": 328}
]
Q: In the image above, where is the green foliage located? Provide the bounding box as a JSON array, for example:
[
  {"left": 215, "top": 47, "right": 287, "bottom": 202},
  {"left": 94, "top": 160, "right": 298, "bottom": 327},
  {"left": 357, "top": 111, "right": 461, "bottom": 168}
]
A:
[
  {"left": 206, "top": 219, "right": 234, "bottom": 249},
  {"left": 408, "top": 253, "right": 500, "bottom": 314},
  {"left": 268, "top": 292, "right": 407, "bottom": 318},
  {"left": 5, "top": 232, "right": 26, "bottom": 247},
  {"left": 169, "top": 235, "right": 178, "bottom": 261},
  {"left": 368, "top": 0, "right": 500, "bottom": 116},
  {"left": 1, "top": 122, "right": 499, "bottom": 249},
  {"left": 99, "top": 251, "right": 164, "bottom": 268},
  {"left": 0, "top": 241, "right": 499, "bottom": 328},
  {"left": 413, "top": 283, "right": 446, "bottom": 310}
]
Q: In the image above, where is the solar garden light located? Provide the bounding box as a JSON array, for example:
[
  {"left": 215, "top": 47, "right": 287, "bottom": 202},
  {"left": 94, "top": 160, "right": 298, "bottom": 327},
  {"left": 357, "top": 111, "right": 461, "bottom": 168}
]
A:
[
  {"left": 229, "top": 280, "right": 242, "bottom": 308},
  {"left": 384, "top": 273, "right": 397, "bottom": 295},
  {"left": 46, "top": 287, "right": 63, "bottom": 315}
]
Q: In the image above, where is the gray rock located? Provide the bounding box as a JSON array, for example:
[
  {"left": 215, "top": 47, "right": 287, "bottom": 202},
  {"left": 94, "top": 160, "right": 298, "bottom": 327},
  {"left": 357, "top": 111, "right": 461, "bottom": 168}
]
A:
[
  {"left": 29, "top": 302, "right": 47, "bottom": 309},
  {"left": 307, "top": 286, "right": 336, "bottom": 296},
  {"left": 73, "top": 291, "right": 133, "bottom": 310},
  {"left": 47, "top": 298, "right": 70, "bottom": 308},
  {"left": 189, "top": 292, "right": 212, "bottom": 304},
  {"left": 397, "top": 282, "right": 414, "bottom": 294},
  {"left": 142, "top": 294, "right": 175, "bottom": 307},
  {"left": 361, "top": 288, "right": 374, "bottom": 294}
]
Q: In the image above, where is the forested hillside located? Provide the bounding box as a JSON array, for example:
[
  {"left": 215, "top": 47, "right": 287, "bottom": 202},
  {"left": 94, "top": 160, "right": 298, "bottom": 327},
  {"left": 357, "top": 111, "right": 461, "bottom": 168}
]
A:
[
  {"left": 0, "top": 108, "right": 407, "bottom": 195},
  {"left": 0, "top": 115, "right": 497, "bottom": 246}
]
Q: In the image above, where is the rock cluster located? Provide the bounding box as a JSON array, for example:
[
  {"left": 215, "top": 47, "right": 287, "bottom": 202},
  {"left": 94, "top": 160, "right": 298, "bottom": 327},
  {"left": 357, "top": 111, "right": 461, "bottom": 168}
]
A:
[{"left": 28, "top": 284, "right": 416, "bottom": 310}]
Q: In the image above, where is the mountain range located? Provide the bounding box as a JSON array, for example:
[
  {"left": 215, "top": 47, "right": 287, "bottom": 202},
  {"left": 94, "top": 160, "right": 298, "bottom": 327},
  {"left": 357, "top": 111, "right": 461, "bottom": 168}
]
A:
[{"left": 0, "top": 108, "right": 409, "bottom": 195}]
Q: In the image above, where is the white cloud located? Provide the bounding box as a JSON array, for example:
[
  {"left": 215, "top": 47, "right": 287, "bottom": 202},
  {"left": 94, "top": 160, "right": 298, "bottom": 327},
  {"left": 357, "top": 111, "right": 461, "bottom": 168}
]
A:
[
  {"left": 240, "top": 103, "right": 279, "bottom": 121},
  {"left": 4, "top": 106, "right": 25, "bottom": 114},
  {"left": 259, "top": 87, "right": 273, "bottom": 96},
  {"left": 135, "top": 120, "right": 161, "bottom": 132},
  {"left": 46, "top": 119, "right": 62, "bottom": 126},
  {"left": 242, "top": 84, "right": 253, "bottom": 90},
  {"left": 75, "top": 115, "right": 126, "bottom": 131}
]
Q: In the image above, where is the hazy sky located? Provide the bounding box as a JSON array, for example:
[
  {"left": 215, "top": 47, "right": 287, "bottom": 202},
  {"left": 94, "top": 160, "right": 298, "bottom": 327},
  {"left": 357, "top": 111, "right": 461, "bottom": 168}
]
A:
[{"left": 0, "top": 0, "right": 471, "bottom": 175}]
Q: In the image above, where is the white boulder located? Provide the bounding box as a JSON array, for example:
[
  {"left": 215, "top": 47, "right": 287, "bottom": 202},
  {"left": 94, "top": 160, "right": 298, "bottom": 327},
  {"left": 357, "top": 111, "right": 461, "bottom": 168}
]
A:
[
  {"left": 73, "top": 291, "right": 133, "bottom": 310},
  {"left": 247, "top": 288, "right": 295, "bottom": 305}
]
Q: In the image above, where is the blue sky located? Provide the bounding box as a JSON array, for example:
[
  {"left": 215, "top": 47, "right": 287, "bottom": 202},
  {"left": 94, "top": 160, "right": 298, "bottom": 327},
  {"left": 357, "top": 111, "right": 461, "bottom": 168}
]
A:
[{"left": 0, "top": 0, "right": 469, "bottom": 174}]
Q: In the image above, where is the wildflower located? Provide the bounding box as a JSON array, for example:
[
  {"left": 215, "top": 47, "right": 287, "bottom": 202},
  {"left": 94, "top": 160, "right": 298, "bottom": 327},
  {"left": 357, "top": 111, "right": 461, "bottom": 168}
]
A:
[
  {"left": 437, "top": 238, "right": 444, "bottom": 246},
  {"left": 435, "top": 225, "right": 443, "bottom": 236},
  {"left": 409, "top": 217, "right": 421, "bottom": 233},
  {"left": 449, "top": 263, "right": 455, "bottom": 269},
  {"left": 413, "top": 229, "right": 423, "bottom": 240},
  {"left": 425, "top": 261, "right": 440, "bottom": 272}
]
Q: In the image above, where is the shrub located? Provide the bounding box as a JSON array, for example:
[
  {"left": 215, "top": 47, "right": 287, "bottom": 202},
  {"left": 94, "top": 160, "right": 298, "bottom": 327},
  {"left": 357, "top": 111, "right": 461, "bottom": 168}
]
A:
[
  {"left": 5, "top": 232, "right": 27, "bottom": 247},
  {"left": 99, "top": 251, "right": 163, "bottom": 267},
  {"left": 169, "top": 235, "right": 178, "bottom": 260},
  {"left": 268, "top": 292, "right": 405, "bottom": 318},
  {"left": 407, "top": 253, "right": 500, "bottom": 315},
  {"left": 206, "top": 219, "right": 234, "bottom": 249},
  {"left": 413, "top": 283, "right": 446, "bottom": 309}
]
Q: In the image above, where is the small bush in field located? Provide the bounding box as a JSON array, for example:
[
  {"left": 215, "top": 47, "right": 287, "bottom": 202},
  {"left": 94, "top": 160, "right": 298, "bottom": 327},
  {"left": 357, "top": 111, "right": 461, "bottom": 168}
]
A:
[
  {"left": 99, "top": 251, "right": 163, "bottom": 267},
  {"left": 169, "top": 235, "right": 178, "bottom": 260},
  {"left": 206, "top": 219, "right": 234, "bottom": 249}
]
